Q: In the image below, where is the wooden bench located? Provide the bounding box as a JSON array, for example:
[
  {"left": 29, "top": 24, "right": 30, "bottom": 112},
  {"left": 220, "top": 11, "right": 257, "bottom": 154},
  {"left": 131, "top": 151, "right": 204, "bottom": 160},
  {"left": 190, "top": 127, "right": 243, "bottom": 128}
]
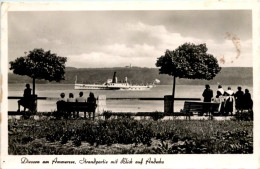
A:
[
  {"left": 180, "top": 101, "right": 219, "bottom": 119},
  {"left": 56, "top": 101, "right": 97, "bottom": 119},
  {"left": 18, "top": 96, "right": 38, "bottom": 112}
]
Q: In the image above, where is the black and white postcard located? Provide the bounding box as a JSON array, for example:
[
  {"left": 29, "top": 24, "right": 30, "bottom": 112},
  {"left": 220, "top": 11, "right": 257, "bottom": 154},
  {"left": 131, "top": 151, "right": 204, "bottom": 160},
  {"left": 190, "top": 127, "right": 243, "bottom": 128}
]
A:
[{"left": 1, "top": 1, "right": 260, "bottom": 169}]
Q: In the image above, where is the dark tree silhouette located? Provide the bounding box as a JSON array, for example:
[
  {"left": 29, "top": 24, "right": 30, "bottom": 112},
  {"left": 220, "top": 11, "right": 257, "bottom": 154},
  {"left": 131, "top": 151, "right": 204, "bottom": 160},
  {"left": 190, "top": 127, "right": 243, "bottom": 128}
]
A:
[
  {"left": 10, "top": 48, "right": 67, "bottom": 95},
  {"left": 156, "top": 43, "right": 221, "bottom": 113}
]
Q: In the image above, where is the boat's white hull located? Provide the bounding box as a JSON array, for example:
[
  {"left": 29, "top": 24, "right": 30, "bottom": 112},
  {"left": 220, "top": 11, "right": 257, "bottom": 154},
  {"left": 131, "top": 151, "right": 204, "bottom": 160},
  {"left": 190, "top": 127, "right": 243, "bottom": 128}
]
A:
[
  {"left": 75, "top": 84, "right": 113, "bottom": 90},
  {"left": 74, "top": 83, "right": 153, "bottom": 90},
  {"left": 120, "top": 85, "right": 153, "bottom": 90}
]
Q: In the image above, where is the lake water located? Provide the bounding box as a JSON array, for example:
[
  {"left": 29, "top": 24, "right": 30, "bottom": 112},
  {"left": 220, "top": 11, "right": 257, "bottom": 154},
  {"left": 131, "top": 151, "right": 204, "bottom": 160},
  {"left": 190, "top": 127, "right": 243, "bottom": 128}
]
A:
[{"left": 8, "top": 84, "right": 253, "bottom": 113}]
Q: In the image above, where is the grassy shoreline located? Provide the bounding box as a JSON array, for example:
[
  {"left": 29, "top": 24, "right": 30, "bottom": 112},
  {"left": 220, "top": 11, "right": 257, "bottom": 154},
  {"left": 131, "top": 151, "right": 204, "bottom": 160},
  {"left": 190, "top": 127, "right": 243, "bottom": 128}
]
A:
[{"left": 8, "top": 118, "right": 253, "bottom": 154}]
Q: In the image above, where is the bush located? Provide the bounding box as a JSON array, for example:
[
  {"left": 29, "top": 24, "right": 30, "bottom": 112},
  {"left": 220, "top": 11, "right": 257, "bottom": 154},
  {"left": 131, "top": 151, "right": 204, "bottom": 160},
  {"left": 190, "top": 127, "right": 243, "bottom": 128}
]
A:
[
  {"left": 150, "top": 111, "right": 165, "bottom": 121},
  {"left": 231, "top": 111, "right": 253, "bottom": 121},
  {"left": 103, "top": 111, "right": 112, "bottom": 119},
  {"left": 81, "top": 118, "right": 154, "bottom": 146},
  {"left": 42, "top": 118, "right": 154, "bottom": 147},
  {"left": 152, "top": 120, "right": 253, "bottom": 154},
  {"left": 22, "top": 111, "right": 36, "bottom": 120},
  {"left": 8, "top": 119, "right": 253, "bottom": 154}
]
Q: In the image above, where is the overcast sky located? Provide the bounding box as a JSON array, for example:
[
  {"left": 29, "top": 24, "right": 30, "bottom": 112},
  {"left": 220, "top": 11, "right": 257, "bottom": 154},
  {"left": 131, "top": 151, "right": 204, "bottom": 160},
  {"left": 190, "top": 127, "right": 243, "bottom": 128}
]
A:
[{"left": 8, "top": 10, "right": 252, "bottom": 68}]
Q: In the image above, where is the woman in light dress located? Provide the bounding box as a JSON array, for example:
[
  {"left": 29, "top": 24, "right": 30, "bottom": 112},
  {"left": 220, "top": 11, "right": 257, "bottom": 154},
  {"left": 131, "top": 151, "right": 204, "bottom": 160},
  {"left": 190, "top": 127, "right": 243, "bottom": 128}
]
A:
[
  {"left": 213, "top": 90, "right": 225, "bottom": 114},
  {"left": 223, "top": 87, "right": 235, "bottom": 116}
]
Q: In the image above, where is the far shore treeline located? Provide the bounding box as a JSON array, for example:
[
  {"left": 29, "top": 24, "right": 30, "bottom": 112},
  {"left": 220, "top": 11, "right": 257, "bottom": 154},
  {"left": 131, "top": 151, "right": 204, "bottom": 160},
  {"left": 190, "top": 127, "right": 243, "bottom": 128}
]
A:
[{"left": 8, "top": 67, "right": 252, "bottom": 85}]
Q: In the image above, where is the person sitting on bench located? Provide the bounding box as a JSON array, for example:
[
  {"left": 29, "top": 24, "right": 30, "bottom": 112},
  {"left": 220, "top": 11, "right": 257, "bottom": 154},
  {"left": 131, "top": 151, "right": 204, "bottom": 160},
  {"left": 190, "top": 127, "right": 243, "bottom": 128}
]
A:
[
  {"left": 76, "top": 91, "right": 87, "bottom": 118},
  {"left": 18, "top": 84, "right": 32, "bottom": 112},
  {"left": 56, "top": 93, "right": 66, "bottom": 119},
  {"left": 59, "top": 92, "right": 66, "bottom": 101},
  {"left": 67, "top": 93, "right": 76, "bottom": 118}
]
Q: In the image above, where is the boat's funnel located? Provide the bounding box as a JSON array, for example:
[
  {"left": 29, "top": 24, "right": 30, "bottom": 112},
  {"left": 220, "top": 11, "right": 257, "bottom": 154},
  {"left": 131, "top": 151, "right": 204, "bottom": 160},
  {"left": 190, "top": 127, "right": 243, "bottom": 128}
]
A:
[
  {"left": 125, "top": 77, "right": 127, "bottom": 83},
  {"left": 112, "top": 72, "right": 117, "bottom": 83}
]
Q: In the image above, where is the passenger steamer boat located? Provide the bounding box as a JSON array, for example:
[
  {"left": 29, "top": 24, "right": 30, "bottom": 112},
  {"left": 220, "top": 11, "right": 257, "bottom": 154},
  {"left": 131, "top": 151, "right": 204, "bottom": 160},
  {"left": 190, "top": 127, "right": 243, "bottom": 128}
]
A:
[{"left": 74, "top": 72, "right": 159, "bottom": 90}]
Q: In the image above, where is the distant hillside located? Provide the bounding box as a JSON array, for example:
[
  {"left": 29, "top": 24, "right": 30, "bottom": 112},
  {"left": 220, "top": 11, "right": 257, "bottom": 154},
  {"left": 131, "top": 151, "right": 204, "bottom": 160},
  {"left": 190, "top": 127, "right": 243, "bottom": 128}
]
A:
[{"left": 8, "top": 67, "right": 253, "bottom": 85}]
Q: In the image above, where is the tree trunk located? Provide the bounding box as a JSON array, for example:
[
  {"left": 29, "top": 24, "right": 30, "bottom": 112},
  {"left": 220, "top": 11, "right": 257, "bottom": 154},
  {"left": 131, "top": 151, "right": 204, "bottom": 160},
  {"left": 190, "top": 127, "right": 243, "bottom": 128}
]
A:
[
  {"left": 31, "top": 77, "right": 37, "bottom": 112},
  {"left": 171, "top": 76, "right": 176, "bottom": 113},
  {"left": 33, "top": 77, "right": 35, "bottom": 96}
]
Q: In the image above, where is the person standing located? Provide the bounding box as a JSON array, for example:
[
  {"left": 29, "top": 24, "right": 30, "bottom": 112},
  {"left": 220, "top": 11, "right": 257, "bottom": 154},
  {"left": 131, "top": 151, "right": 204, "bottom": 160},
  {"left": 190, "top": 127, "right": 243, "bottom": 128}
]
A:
[
  {"left": 202, "top": 84, "right": 213, "bottom": 116},
  {"left": 243, "top": 89, "right": 253, "bottom": 110},
  {"left": 18, "top": 84, "right": 32, "bottom": 112},
  {"left": 234, "top": 86, "right": 244, "bottom": 112},
  {"left": 224, "top": 87, "right": 235, "bottom": 115},
  {"left": 202, "top": 84, "right": 213, "bottom": 102},
  {"left": 217, "top": 85, "right": 225, "bottom": 95},
  {"left": 87, "top": 92, "right": 97, "bottom": 120},
  {"left": 76, "top": 91, "right": 87, "bottom": 118}
]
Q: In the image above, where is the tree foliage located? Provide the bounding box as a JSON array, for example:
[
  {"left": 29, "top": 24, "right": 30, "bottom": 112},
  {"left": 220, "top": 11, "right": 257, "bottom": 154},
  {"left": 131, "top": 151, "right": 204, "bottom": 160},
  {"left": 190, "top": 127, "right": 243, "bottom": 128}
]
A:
[
  {"left": 156, "top": 43, "right": 221, "bottom": 113},
  {"left": 156, "top": 43, "right": 221, "bottom": 80},
  {"left": 10, "top": 48, "right": 67, "bottom": 82}
]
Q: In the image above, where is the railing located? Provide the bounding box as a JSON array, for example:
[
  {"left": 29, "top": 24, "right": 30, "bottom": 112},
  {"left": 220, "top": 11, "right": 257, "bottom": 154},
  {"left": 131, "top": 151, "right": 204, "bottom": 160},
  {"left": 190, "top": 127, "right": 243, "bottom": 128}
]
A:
[
  {"left": 8, "top": 96, "right": 201, "bottom": 117},
  {"left": 8, "top": 96, "right": 59, "bottom": 100},
  {"left": 107, "top": 97, "right": 200, "bottom": 101},
  {"left": 8, "top": 96, "right": 201, "bottom": 101}
]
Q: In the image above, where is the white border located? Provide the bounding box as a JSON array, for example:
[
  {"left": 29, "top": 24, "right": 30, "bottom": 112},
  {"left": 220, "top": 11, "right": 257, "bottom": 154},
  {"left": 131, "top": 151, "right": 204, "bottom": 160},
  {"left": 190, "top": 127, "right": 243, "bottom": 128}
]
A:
[{"left": 1, "top": 1, "right": 260, "bottom": 169}]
